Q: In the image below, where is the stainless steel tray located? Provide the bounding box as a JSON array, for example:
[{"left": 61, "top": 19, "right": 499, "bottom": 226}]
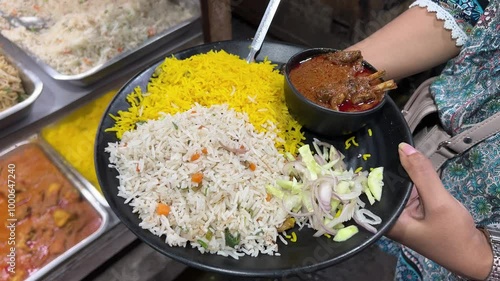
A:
[
  {"left": 0, "top": 53, "right": 43, "bottom": 129},
  {"left": 1, "top": 12, "right": 201, "bottom": 86},
  {"left": 0, "top": 135, "right": 111, "bottom": 281},
  {"left": 36, "top": 89, "right": 117, "bottom": 207},
  {"left": 38, "top": 132, "right": 111, "bottom": 208}
]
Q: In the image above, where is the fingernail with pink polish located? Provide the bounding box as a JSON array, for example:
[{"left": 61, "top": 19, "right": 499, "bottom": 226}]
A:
[{"left": 399, "top": 142, "right": 418, "bottom": 156}]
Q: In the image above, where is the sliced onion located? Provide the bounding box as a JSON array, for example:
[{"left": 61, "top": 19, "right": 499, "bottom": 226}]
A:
[
  {"left": 311, "top": 182, "right": 333, "bottom": 219},
  {"left": 353, "top": 173, "right": 367, "bottom": 186},
  {"left": 355, "top": 209, "right": 382, "bottom": 225},
  {"left": 314, "top": 154, "right": 326, "bottom": 165},
  {"left": 336, "top": 170, "right": 355, "bottom": 181},
  {"left": 310, "top": 184, "right": 336, "bottom": 236},
  {"left": 329, "top": 146, "right": 341, "bottom": 163},
  {"left": 356, "top": 198, "right": 366, "bottom": 208},
  {"left": 353, "top": 213, "right": 378, "bottom": 233},
  {"left": 312, "top": 141, "right": 322, "bottom": 157},
  {"left": 312, "top": 177, "right": 343, "bottom": 210},
  {"left": 282, "top": 161, "right": 307, "bottom": 178},
  {"left": 332, "top": 189, "right": 362, "bottom": 202},
  {"left": 273, "top": 142, "right": 385, "bottom": 239},
  {"left": 314, "top": 199, "right": 358, "bottom": 237},
  {"left": 313, "top": 218, "right": 339, "bottom": 237},
  {"left": 282, "top": 194, "right": 302, "bottom": 213},
  {"left": 312, "top": 202, "right": 339, "bottom": 237},
  {"left": 282, "top": 198, "right": 314, "bottom": 217},
  {"left": 353, "top": 209, "right": 381, "bottom": 233},
  {"left": 359, "top": 170, "right": 369, "bottom": 177},
  {"left": 324, "top": 199, "right": 357, "bottom": 229},
  {"left": 282, "top": 161, "right": 298, "bottom": 174},
  {"left": 330, "top": 150, "right": 346, "bottom": 171},
  {"left": 287, "top": 209, "right": 315, "bottom": 217},
  {"left": 317, "top": 181, "right": 333, "bottom": 212},
  {"left": 310, "top": 205, "right": 321, "bottom": 230},
  {"left": 313, "top": 138, "right": 332, "bottom": 148}
]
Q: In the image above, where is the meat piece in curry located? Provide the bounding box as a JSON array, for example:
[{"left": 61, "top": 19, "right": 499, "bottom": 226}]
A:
[
  {"left": 0, "top": 143, "right": 102, "bottom": 281},
  {"left": 289, "top": 50, "right": 397, "bottom": 112}
]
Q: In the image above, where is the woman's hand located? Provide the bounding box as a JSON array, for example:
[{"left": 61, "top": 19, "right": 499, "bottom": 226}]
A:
[{"left": 387, "top": 143, "right": 493, "bottom": 280}]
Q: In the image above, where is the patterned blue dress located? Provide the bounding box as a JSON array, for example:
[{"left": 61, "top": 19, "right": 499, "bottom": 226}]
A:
[{"left": 378, "top": 0, "right": 500, "bottom": 280}]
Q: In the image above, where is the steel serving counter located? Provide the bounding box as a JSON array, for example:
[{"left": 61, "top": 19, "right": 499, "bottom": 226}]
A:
[{"left": 0, "top": 17, "right": 203, "bottom": 280}]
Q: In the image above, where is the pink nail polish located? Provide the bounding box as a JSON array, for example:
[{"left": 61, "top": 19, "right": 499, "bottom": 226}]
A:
[{"left": 399, "top": 142, "right": 418, "bottom": 156}]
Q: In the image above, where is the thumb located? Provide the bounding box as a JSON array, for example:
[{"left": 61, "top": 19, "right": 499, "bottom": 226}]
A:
[{"left": 398, "top": 142, "right": 451, "bottom": 210}]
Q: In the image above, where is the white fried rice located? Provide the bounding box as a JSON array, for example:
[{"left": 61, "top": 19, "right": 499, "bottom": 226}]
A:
[{"left": 106, "top": 104, "right": 289, "bottom": 258}]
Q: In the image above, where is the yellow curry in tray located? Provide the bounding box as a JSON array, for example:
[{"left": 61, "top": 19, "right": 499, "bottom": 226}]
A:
[{"left": 0, "top": 143, "right": 102, "bottom": 281}]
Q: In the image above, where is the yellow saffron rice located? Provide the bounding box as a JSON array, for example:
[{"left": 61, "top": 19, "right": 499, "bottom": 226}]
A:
[
  {"left": 106, "top": 50, "right": 305, "bottom": 154},
  {"left": 42, "top": 90, "right": 116, "bottom": 192}
]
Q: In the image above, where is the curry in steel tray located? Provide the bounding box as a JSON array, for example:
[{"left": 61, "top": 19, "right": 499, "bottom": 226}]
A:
[{"left": 0, "top": 143, "right": 102, "bottom": 281}]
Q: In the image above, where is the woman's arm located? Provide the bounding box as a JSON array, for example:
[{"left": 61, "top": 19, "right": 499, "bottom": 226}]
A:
[
  {"left": 390, "top": 143, "right": 493, "bottom": 280},
  {"left": 347, "top": 6, "right": 461, "bottom": 80}
]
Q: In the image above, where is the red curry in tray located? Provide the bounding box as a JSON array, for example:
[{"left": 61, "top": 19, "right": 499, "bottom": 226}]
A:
[
  {"left": 289, "top": 50, "right": 396, "bottom": 112},
  {"left": 0, "top": 143, "right": 102, "bottom": 281}
]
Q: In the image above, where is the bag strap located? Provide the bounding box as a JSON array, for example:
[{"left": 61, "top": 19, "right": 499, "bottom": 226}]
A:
[
  {"left": 431, "top": 111, "right": 500, "bottom": 170},
  {"left": 401, "top": 77, "right": 438, "bottom": 132},
  {"left": 402, "top": 77, "right": 500, "bottom": 171}
]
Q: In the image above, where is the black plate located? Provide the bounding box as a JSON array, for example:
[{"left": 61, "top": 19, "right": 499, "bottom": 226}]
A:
[{"left": 95, "top": 40, "right": 413, "bottom": 278}]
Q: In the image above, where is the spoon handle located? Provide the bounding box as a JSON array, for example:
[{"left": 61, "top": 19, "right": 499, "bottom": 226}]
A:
[
  {"left": 246, "top": 0, "right": 281, "bottom": 63},
  {"left": 0, "top": 10, "right": 46, "bottom": 31}
]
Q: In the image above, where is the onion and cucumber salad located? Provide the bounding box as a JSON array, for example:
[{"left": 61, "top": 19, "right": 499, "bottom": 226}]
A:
[{"left": 267, "top": 139, "right": 384, "bottom": 242}]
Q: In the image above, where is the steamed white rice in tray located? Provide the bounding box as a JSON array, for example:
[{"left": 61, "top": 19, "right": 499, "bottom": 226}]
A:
[
  {"left": 0, "top": 0, "right": 197, "bottom": 76},
  {"left": 106, "top": 104, "right": 290, "bottom": 258}
]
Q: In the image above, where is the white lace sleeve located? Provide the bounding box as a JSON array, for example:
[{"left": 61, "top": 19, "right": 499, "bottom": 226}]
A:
[{"left": 410, "top": 0, "right": 468, "bottom": 46}]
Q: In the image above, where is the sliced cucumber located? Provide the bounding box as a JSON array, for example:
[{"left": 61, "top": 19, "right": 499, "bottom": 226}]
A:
[
  {"left": 333, "top": 223, "right": 345, "bottom": 230},
  {"left": 336, "top": 180, "right": 350, "bottom": 194},
  {"left": 285, "top": 152, "right": 296, "bottom": 161},
  {"left": 284, "top": 194, "right": 302, "bottom": 212},
  {"left": 363, "top": 181, "right": 376, "bottom": 205},
  {"left": 333, "top": 225, "right": 359, "bottom": 242},
  {"left": 266, "top": 184, "right": 284, "bottom": 200},
  {"left": 330, "top": 198, "right": 340, "bottom": 214},
  {"left": 367, "top": 167, "right": 384, "bottom": 201},
  {"left": 276, "top": 178, "right": 303, "bottom": 194},
  {"left": 301, "top": 190, "right": 314, "bottom": 212},
  {"left": 298, "top": 145, "right": 321, "bottom": 180}
]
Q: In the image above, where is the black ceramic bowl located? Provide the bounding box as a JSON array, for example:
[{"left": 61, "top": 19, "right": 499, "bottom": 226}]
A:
[{"left": 284, "top": 48, "right": 387, "bottom": 137}]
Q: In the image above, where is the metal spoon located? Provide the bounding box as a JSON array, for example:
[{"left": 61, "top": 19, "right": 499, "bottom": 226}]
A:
[
  {"left": 0, "top": 11, "right": 47, "bottom": 31},
  {"left": 246, "top": 0, "right": 281, "bottom": 63}
]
